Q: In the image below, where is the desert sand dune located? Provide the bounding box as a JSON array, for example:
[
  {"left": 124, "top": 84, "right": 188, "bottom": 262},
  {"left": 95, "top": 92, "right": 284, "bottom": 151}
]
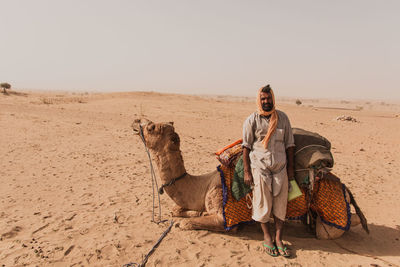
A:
[{"left": 1, "top": 91, "right": 399, "bottom": 266}]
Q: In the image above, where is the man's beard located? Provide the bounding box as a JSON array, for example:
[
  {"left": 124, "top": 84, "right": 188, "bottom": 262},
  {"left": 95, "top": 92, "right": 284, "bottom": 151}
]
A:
[{"left": 262, "top": 103, "right": 273, "bottom": 112}]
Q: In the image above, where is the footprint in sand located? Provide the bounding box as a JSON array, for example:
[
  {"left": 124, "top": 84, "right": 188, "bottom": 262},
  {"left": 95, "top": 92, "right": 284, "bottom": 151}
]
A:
[{"left": 1, "top": 226, "right": 22, "bottom": 240}]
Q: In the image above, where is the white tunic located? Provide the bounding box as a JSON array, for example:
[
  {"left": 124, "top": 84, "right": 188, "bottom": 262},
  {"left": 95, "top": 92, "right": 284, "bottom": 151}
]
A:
[{"left": 242, "top": 110, "right": 295, "bottom": 221}]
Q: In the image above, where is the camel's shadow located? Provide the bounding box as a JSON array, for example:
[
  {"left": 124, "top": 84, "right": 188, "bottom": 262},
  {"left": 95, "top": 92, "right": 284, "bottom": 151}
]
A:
[{"left": 236, "top": 222, "right": 400, "bottom": 257}]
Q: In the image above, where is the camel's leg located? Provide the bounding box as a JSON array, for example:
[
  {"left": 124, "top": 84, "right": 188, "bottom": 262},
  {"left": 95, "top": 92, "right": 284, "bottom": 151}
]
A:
[
  {"left": 179, "top": 213, "right": 225, "bottom": 232},
  {"left": 179, "top": 186, "right": 225, "bottom": 231},
  {"left": 171, "top": 205, "right": 203, "bottom": 218},
  {"left": 204, "top": 185, "right": 224, "bottom": 215}
]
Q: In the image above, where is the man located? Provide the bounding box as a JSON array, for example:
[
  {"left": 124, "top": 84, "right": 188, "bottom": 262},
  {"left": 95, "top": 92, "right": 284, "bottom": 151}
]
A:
[{"left": 242, "top": 84, "right": 295, "bottom": 257}]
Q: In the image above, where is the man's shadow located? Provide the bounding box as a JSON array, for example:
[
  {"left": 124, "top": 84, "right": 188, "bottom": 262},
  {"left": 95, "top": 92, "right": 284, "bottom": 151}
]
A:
[{"left": 237, "top": 222, "right": 400, "bottom": 258}]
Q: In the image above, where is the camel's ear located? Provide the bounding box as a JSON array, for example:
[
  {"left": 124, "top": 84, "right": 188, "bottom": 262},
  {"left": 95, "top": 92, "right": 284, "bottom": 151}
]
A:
[
  {"left": 168, "top": 121, "right": 174, "bottom": 126},
  {"left": 141, "top": 118, "right": 151, "bottom": 125}
]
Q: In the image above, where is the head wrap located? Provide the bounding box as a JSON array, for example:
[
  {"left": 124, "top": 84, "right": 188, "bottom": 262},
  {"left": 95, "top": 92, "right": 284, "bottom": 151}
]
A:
[{"left": 257, "top": 86, "right": 278, "bottom": 149}]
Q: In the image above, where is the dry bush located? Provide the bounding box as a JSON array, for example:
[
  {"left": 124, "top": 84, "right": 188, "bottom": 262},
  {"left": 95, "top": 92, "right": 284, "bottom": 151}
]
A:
[
  {"left": 295, "top": 99, "right": 302, "bottom": 105},
  {"left": 38, "top": 96, "right": 87, "bottom": 105},
  {"left": 40, "top": 97, "right": 54, "bottom": 104},
  {"left": 1, "top": 82, "right": 11, "bottom": 94}
]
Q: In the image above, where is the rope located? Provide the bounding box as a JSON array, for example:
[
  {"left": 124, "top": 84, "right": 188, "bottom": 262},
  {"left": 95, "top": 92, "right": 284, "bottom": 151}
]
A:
[
  {"left": 123, "top": 221, "right": 175, "bottom": 267},
  {"left": 139, "top": 124, "right": 164, "bottom": 224},
  {"left": 245, "top": 193, "right": 252, "bottom": 209},
  {"left": 295, "top": 144, "right": 328, "bottom": 155},
  {"left": 124, "top": 124, "right": 176, "bottom": 267},
  {"left": 158, "top": 172, "right": 187, "bottom": 194}
]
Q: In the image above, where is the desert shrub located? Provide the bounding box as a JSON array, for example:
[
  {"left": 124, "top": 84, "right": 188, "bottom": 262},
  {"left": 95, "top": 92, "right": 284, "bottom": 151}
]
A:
[
  {"left": 40, "top": 97, "right": 54, "bottom": 104},
  {"left": 295, "top": 99, "right": 302, "bottom": 105},
  {"left": 39, "top": 96, "right": 86, "bottom": 105}
]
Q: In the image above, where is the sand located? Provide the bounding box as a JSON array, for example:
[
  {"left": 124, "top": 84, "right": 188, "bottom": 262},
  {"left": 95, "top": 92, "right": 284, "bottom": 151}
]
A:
[{"left": 1, "top": 90, "right": 399, "bottom": 266}]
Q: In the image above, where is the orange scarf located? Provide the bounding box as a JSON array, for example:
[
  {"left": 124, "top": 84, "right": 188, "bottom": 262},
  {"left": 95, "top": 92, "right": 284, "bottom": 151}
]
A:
[{"left": 257, "top": 87, "right": 278, "bottom": 149}]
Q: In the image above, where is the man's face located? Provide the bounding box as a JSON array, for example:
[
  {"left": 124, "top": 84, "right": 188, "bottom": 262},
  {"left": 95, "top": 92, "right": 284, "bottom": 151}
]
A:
[{"left": 260, "top": 92, "right": 274, "bottom": 112}]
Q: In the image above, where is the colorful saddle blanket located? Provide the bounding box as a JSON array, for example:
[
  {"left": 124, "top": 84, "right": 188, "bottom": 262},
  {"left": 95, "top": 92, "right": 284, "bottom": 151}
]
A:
[
  {"left": 218, "top": 164, "right": 253, "bottom": 230},
  {"left": 218, "top": 165, "right": 351, "bottom": 231},
  {"left": 310, "top": 178, "right": 351, "bottom": 230}
]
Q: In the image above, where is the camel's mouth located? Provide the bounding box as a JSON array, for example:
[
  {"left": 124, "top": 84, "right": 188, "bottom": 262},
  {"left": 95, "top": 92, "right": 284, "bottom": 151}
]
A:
[
  {"left": 131, "top": 118, "right": 150, "bottom": 135},
  {"left": 132, "top": 128, "right": 140, "bottom": 135},
  {"left": 131, "top": 119, "right": 140, "bottom": 135}
]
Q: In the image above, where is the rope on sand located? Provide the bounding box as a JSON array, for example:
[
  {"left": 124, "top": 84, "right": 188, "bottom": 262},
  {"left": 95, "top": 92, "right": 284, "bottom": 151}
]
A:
[{"left": 122, "top": 220, "right": 174, "bottom": 267}]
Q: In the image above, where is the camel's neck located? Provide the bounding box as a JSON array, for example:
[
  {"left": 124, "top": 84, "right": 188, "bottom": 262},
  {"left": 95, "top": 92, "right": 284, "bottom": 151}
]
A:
[
  {"left": 149, "top": 139, "right": 213, "bottom": 211},
  {"left": 153, "top": 147, "right": 186, "bottom": 184}
]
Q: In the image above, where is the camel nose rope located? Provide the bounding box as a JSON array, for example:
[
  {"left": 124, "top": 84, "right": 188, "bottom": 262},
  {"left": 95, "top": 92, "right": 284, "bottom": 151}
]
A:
[{"left": 138, "top": 124, "right": 165, "bottom": 224}]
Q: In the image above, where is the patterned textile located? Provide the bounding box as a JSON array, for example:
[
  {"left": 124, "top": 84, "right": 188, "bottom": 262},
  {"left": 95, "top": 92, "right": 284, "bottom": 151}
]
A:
[
  {"left": 218, "top": 164, "right": 351, "bottom": 231},
  {"left": 232, "top": 156, "right": 252, "bottom": 201},
  {"left": 286, "top": 188, "right": 308, "bottom": 220},
  {"left": 218, "top": 164, "right": 254, "bottom": 230},
  {"left": 216, "top": 142, "right": 243, "bottom": 166},
  {"left": 311, "top": 178, "right": 351, "bottom": 230},
  {"left": 215, "top": 139, "right": 243, "bottom": 156},
  {"left": 287, "top": 178, "right": 351, "bottom": 230}
]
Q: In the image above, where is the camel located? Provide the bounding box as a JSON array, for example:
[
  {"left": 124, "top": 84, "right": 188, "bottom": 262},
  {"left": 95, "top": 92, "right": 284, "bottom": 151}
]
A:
[{"left": 132, "top": 118, "right": 367, "bottom": 239}]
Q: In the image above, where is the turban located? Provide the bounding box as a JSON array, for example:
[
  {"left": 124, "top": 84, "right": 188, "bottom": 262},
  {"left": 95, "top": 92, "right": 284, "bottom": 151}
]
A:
[{"left": 257, "top": 86, "right": 278, "bottom": 149}]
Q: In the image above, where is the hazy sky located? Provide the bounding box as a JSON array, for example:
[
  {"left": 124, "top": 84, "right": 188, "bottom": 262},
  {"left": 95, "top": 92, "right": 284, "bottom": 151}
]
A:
[{"left": 1, "top": 0, "right": 399, "bottom": 100}]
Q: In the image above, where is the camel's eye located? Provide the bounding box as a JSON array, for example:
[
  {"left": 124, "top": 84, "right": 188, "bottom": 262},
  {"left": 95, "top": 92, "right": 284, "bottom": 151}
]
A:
[{"left": 147, "top": 123, "right": 155, "bottom": 132}]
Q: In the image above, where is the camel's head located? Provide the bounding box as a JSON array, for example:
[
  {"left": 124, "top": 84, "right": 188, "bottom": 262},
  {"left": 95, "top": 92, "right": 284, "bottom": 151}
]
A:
[{"left": 132, "top": 118, "right": 180, "bottom": 151}]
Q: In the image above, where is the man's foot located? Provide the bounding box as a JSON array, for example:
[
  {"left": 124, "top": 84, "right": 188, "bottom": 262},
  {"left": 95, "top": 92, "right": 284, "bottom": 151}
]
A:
[
  {"left": 262, "top": 242, "right": 278, "bottom": 257},
  {"left": 275, "top": 240, "right": 291, "bottom": 257}
]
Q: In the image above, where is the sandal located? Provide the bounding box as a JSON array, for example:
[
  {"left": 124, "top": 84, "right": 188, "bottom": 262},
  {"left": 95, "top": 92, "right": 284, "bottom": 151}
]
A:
[
  {"left": 263, "top": 243, "right": 278, "bottom": 257},
  {"left": 277, "top": 246, "right": 291, "bottom": 258}
]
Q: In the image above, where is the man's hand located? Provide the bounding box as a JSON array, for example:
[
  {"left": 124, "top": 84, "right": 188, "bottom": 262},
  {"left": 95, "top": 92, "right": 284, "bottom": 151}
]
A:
[
  {"left": 242, "top": 147, "right": 254, "bottom": 187},
  {"left": 287, "top": 170, "right": 295, "bottom": 181},
  {"left": 244, "top": 171, "right": 254, "bottom": 187}
]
